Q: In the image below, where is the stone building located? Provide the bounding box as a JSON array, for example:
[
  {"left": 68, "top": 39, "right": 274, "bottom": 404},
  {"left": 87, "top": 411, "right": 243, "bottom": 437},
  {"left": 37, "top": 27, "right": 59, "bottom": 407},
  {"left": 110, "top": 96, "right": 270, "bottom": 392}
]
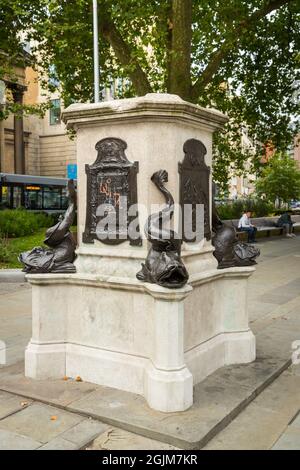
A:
[
  {"left": 227, "top": 128, "right": 257, "bottom": 199},
  {"left": 0, "top": 62, "right": 76, "bottom": 178}
]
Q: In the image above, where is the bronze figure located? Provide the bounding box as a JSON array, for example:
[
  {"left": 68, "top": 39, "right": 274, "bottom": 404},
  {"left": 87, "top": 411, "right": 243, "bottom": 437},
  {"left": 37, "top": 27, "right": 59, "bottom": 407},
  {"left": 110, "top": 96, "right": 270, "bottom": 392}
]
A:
[
  {"left": 19, "top": 180, "right": 77, "bottom": 273},
  {"left": 137, "top": 170, "right": 189, "bottom": 288},
  {"left": 211, "top": 184, "right": 260, "bottom": 269}
]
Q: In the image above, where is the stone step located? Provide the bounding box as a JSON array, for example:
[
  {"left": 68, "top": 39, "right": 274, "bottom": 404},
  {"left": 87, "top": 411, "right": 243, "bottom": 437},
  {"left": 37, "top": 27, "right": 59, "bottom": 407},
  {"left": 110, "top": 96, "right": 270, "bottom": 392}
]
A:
[{"left": 203, "top": 366, "right": 300, "bottom": 450}]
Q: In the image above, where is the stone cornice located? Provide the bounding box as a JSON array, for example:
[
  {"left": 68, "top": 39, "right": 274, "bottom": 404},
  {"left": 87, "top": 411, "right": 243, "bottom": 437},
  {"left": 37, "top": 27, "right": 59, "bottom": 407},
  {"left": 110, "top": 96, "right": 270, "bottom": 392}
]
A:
[
  {"left": 26, "top": 265, "right": 254, "bottom": 299},
  {"left": 62, "top": 93, "right": 228, "bottom": 132}
]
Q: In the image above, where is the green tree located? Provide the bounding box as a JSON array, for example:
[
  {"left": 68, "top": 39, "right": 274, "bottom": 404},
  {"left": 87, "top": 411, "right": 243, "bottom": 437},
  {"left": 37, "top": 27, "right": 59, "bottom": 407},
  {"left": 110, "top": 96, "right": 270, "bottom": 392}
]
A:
[
  {"left": 0, "top": 0, "right": 49, "bottom": 120},
  {"left": 255, "top": 152, "right": 300, "bottom": 205},
  {"left": 1, "top": 0, "right": 299, "bottom": 187}
]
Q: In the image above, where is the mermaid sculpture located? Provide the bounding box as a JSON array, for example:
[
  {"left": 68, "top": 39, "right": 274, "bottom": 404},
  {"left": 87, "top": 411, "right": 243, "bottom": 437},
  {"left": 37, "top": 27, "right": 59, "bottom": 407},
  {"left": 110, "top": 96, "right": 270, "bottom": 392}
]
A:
[
  {"left": 211, "top": 183, "right": 260, "bottom": 269},
  {"left": 136, "top": 170, "right": 189, "bottom": 288},
  {"left": 19, "top": 180, "right": 77, "bottom": 273}
]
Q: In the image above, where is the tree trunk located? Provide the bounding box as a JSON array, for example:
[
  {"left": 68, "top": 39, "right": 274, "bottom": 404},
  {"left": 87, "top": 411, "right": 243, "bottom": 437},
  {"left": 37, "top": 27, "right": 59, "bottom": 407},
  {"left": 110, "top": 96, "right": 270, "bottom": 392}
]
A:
[
  {"left": 167, "top": 0, "right": 192, "bottom": 101},
  {"left": 98, "top": 8, "right": 152, "bottom": 96}
]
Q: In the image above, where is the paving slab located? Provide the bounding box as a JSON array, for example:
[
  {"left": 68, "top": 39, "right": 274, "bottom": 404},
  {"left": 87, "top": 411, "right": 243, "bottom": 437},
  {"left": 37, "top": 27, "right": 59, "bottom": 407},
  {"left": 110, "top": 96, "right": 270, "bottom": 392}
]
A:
[
  {"left": 59, "top": 418, "right": 109, "bottom": 448},
  {"left": 204, "top": 367, "right": 300, "bottom": 450},
  {"left": 258, "top": 292, "right": 297, "bottom": 305},
  {"left": 256, "top": 321, "right": 300, "bottom": 360},
  {"left": 0, "top": 361, "right": 24, "bottom": 377},
  {"left": 272, "top": 428, "right": 300, "bottom": 450},
  {"left": 87, "top": 428, "right": 180, "bottom": 450},
  {"left": 0, "top": 403, "right": 84, "bottom": 444},
  {"left": 203, "top": 403, "right": 293, "bottom": 450},
  {"left": 203, "top": 375, "right": 300, "bottom": 450},
  {"left": 67, "top": 378, "right": 254, "bottom": 449},
  {"left": 252, "top": 372, "right": 300, "bottom": 419},
  {"left": 290, "top": 364, "right": 300, "bottom": 377},
  {"left": 0, "top": 365, "right": 98, "bottom": 406},
  {"left": 0, "top": 428, "right": 41, "bottom": 450},
  {"left": 290, "top": 411, "right": 300, "bottom": 430},
  {"left": 38, "top": 437, "right": 78, "bottom": 450},
  {"left": 0, "top": 281, "right": 28, "bottom": 294},
  {"left": 0, "top": 390, "right": 32, "bottom": 419}
]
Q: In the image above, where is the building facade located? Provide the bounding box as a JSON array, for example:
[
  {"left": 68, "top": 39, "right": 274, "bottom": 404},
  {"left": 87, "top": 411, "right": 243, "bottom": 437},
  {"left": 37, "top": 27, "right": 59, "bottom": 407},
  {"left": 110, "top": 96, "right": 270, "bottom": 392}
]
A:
[{"left": 0, "top": 64, "right": 76, "bottom": 178}]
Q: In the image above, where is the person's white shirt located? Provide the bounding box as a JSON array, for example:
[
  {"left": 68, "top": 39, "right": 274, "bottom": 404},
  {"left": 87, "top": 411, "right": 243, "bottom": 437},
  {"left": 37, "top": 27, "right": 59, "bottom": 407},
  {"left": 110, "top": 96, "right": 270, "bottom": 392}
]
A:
[{"left": 238, "top": 213, "right": 252, "bottom": 229}]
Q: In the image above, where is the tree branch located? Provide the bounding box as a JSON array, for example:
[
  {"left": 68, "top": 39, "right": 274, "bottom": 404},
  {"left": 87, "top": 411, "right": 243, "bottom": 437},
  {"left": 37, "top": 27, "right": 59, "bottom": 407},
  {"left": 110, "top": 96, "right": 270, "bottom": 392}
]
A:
[
  {"left": 168, "top": 0, "right": 192, "bottom": 99},
  {"left": 98, "top": 9, "right": 153, "bottom": 96},
  {"left": 191, "top": 0, "right": 294, "bottom": 101}
]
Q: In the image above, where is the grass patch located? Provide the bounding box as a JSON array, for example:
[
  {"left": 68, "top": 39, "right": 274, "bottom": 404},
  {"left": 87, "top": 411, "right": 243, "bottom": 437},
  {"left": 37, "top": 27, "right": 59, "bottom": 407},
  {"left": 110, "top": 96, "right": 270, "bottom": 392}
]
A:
[
  {"left": 0, "top": 229, "right": 47, "bottom": 269},
  {"left": 0, "top": 226, "right": 77, "bottom": 269}
]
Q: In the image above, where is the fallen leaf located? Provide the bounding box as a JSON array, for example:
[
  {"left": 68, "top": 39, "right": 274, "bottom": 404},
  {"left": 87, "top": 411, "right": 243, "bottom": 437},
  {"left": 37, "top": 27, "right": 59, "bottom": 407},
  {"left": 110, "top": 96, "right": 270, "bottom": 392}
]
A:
[
  {"left": 20, "top": 401, "right": 28, "bottom": 407},
  {"left": 75, "top": 376, "right": 82, "bottom": 382},
  {"left": 50, "top": 416, "right": 57, "bottom": 421}
]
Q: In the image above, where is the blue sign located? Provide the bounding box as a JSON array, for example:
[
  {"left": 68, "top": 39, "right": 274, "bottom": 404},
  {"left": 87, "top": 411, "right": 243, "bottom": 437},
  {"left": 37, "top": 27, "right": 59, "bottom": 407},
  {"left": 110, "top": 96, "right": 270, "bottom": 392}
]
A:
[{"left": 67, "top": 164, "right": 77, "bottom": 180}]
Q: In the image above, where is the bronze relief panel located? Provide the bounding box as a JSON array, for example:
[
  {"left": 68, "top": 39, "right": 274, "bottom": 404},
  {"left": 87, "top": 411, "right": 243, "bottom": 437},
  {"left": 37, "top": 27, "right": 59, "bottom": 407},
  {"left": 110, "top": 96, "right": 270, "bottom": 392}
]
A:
[
  {"left": 178, "top": 139, "right": 211, "bottom": 242},
  {"left": 83, "top": 137, "right": 141, "bottom": 246}
]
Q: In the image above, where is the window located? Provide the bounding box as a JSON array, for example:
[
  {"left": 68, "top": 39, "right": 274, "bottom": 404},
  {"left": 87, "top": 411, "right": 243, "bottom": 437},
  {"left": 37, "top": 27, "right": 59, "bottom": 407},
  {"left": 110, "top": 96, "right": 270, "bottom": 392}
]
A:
[
  {"left": 61, "top": 187, "right": 69, "bottom": 210},
  {"left": 0, "top": 80, "right": 6, "bottom": 105},
  {"left": 1, "top": 186, "right": 12, "bottom": 208},
  {"left": 43, "top": 187, "right": 62, "bottom": 209},
  {"left": 49, "top": 99, "right": 61, "bottom": 125},
  {"left": 24, "top": 187, "right": 42, "bottom": 210},
  {"left": 13, "top": 187, "right": 22, "bottom": 208},
  {"left": 48, "top": 65, "right": 60, "bottom": 88}
]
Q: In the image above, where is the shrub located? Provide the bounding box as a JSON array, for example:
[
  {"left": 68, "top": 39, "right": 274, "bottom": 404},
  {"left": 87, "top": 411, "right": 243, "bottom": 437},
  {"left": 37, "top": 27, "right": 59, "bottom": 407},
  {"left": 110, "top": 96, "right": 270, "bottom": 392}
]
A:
[
  {"left": 216, "top": 198, "right": 275, "bottom": 220},
  {"left": 216, "top": 200, "right": 244, "bottom": 220},
  {"left": 0, "top": 209, "right": 56, "bottom": 238},
  {"left": 33, "top": 211, "right": 56, "bottom": 228},
  {"left": 246, "top": 199, "right": 275, "bottom": 218},
  {"left": 0, "top": 237, "right": 10, "bottom": 263}
]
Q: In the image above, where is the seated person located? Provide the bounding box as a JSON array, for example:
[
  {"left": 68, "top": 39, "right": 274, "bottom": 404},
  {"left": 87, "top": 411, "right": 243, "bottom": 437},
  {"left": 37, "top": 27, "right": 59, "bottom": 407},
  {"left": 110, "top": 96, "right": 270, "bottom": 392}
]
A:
[
  {"left": 276, "top": 211, "right": 296, "bottom": 238},
  {"left": 238, "top": 210, "right": 257, "bottom": 243}
]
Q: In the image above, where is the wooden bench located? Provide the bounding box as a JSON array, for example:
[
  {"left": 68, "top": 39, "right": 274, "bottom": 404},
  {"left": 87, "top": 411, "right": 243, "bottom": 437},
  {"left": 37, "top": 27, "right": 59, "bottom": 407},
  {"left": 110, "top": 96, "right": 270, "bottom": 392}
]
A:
[{"left": 223, "top": 215, "right": 300, "bottom": 240}]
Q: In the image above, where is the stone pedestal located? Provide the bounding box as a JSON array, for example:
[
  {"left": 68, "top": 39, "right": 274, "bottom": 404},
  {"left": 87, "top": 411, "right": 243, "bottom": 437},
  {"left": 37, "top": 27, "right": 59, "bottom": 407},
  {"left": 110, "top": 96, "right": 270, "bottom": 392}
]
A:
[{"left": 25, "top": 94, "right": 256, "bottom": 412}]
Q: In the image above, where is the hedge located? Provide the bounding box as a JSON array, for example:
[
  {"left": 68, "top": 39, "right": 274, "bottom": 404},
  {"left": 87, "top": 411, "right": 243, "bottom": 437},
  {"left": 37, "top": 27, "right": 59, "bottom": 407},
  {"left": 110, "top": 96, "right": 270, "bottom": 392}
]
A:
[
  {"left": 0, "top": 209, "right": 56, "bottom": 238},
  {"left": 216, "top": 199, "right": 275, "bottom": 220}
]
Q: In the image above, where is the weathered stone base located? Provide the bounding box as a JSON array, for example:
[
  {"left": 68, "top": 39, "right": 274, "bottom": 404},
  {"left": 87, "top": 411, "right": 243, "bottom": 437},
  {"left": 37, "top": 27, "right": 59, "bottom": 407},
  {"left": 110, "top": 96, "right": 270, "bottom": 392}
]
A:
[{"left": 25, "top": 266, "right": 255, "bottom": 413}]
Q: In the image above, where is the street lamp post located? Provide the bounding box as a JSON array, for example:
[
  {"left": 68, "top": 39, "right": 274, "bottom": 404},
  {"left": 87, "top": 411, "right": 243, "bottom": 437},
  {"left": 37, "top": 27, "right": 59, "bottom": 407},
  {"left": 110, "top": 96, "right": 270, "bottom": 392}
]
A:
[
  {"left": 93, "top": 0, "right": 100, "bottom": 103},
  {"left": 0, "top": 80, "right": 6, "bottom": 172}
]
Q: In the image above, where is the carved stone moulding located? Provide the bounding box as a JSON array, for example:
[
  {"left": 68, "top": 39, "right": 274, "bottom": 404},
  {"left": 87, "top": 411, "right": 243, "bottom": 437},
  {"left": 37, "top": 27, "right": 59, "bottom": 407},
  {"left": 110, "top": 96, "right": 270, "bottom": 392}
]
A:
[{"left": 83, "top": 137, "right": 141, "bottom": 246}]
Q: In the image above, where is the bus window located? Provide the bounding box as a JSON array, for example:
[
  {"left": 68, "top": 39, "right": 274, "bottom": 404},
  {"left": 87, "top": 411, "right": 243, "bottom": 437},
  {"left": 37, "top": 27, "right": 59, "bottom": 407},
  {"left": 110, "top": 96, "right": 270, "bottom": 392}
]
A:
[
  {"left": 61, "top": 187, "right": 68, "bottom": 210},
  {"left": 13, "top": 186, "right": 22, "bottom": 208},
  {"left": 1, "top": 186, "right": 12, "bottom": 208},
  {"left": 24, "top": 187, "right": 42, "bottom": 210},
  {"left": 43, "top": 187, "right": 62, "bottom": 209}
]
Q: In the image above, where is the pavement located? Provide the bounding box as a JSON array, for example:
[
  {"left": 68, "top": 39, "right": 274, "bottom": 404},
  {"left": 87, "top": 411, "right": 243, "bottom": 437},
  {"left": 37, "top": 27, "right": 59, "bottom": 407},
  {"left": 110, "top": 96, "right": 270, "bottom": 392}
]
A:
[
  {"left": 0, "top": 269, "right": 26, "bottom": 283},
  {"left": 0, "top": 235, "right": 299, "bottom": 449}
]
